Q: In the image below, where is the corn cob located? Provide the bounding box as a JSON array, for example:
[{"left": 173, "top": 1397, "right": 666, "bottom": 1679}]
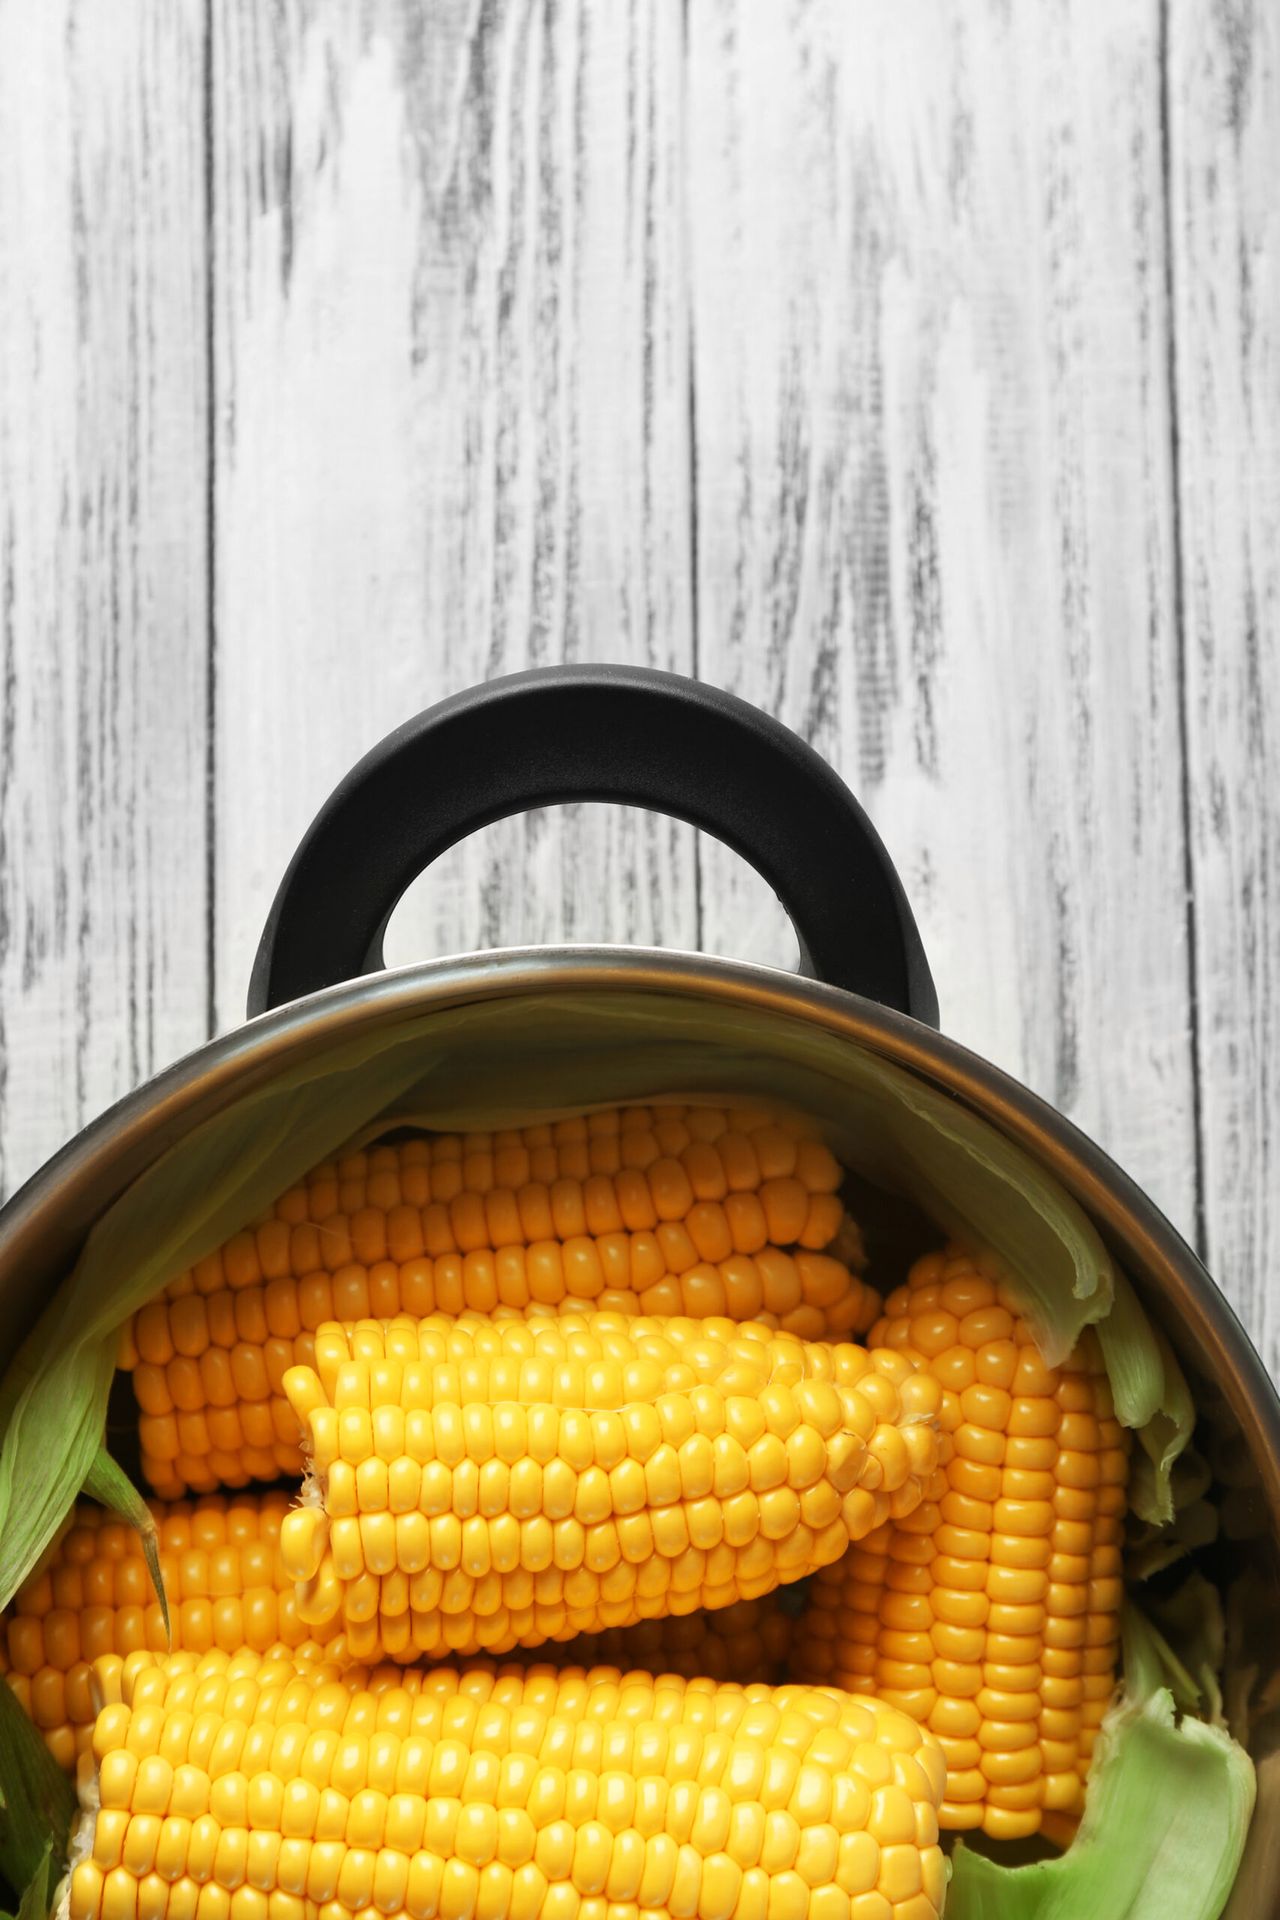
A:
[
  {"left": 1, "top": 1496, "right": 345, "bottom": 1772},
  {"left": 279, "top": 1309, "right": 942, "bottom": 1663},
  {"left": 117, "top": 1108, "right": 875, "bottom": 1501},
  {"left": 66, "top": 1645, "right": 950, "bottom": 1920},
  {"left": 795, "top": 1248, "right": 1130, "bottom": 1840}
]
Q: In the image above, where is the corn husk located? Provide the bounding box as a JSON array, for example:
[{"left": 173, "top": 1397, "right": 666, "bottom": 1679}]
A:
[
  {"left": 0, "top": 1673, "right": 74, "bottom": 1907},
  {"left": 81, "top": 1448, "right": 169, "bottom": 1642},
  {"left": 2, "top": 1844, "right": 56, "bottom": 1920}
]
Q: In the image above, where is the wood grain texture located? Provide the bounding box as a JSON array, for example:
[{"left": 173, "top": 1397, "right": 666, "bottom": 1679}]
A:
[
  {"left": 0, "top": 0, "right": 209, "bottom": 1198},
  {"left": 210, "top": 0, "right": 696, "bottom": 1020},
  {"left": 687, "top": 0, "right": 1200, "bottom": 1241},
  {"left": 1169, "top": 0, "right": 1280, "bottom": 1370}
]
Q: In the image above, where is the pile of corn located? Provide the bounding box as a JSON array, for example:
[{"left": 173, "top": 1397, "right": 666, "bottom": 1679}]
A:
[
  {"left": 117, "top": 1111, "right": 877, "bottom": 1502},
  {"left": 0, "top": 1105, "right": 1133, "bottom": 1920}
]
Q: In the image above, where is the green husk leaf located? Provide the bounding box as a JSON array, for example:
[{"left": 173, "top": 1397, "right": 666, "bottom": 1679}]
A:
[
  {"left": 1097, "top": 1289, "right": 1194, "bottom": 1525},
  {"left": 0, "top": 1669, "right": 73, "bottom": 1905},
  {"left": 1142, "top": 1574, "right": 1227, "bottom": 1724},
  {"left": 1126, "top": 1497, "right": 1219, "bottom": 1581},
  {"left": 0, "top": 986, "right": 1193, "bottom": 1603},
  {"left": 0, "top": 1341, "right": 114, "bottom": 1622},
  {"left": 1122, "top": 1597, "right": 1205, "bottom": 1715},
  {"left": 1128, "top": 1445, "right": 1218, "bottom": 1578},
  {"left": 947, "top": 1604, "right": 1255, "bottom": 1920},
  {"left": 81, "top": 1447, "right": 169, "bottom": 1644},
  {"left": 1, "top": 1839, "right": 57, "bottom": 1920}
]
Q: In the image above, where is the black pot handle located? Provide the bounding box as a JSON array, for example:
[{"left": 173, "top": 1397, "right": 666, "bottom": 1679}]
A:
[{"left": 248, "top": 665, "right": 939, "bottom": 1025}]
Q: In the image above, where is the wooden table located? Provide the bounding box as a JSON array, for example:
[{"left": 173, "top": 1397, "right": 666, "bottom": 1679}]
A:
[{"left": 1, "top": 3, "right": 1275, "bottom": 1378}]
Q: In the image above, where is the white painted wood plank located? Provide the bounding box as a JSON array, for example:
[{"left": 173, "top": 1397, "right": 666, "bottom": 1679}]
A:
[
  {"left": 211, "top": 0, "right": 696, "bottom": 1021},
  {"left": 687, "top": 0, "right": 1198, "bottom": 1241},
  {"left": 1169, "top": 2, "right": 1280, "bottom": 1374},
  {"left": 0, "top": 1, "right": 209, "bottom": 1201}
]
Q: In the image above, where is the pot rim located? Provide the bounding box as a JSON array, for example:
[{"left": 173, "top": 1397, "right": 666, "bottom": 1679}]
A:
[{"left": 2, "top": 943, "right": 1277, "bottom": 1515}]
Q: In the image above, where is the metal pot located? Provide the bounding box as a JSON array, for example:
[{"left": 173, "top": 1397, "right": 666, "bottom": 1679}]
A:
[{"left": 1, "top": 665, "right": 1276, "bottom": 1912}]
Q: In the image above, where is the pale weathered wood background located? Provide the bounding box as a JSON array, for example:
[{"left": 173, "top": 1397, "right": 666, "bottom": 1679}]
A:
[{"left": 0, "top": 1, "right": 1276, "bottom": 1377}]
